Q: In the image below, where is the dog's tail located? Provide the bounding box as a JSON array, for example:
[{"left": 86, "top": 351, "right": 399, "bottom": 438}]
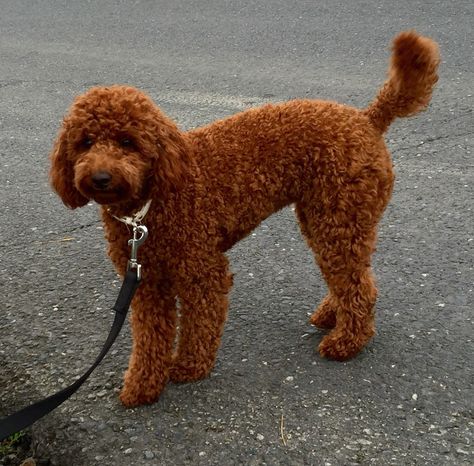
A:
[{"left": 364, "top": 31, "right": 440, "bottom": 133}]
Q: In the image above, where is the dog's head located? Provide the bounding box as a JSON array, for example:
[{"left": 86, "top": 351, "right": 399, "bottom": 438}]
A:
[{"left": 50, "top": 85, "right": 189, "bottom": 209}]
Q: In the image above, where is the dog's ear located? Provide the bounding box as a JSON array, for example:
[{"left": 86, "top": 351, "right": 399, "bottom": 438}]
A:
[
  {"left": 49, "top": 126, "right": 89, "bottom": 209},
  {"left": 152, "top": 117, "right": 190, "bottom": 195}
]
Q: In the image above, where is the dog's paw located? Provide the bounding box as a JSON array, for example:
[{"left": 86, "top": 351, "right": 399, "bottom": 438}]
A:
[
  {"left": 310, "top": 296, "right": 338, "bottom": 329},
  {"left": 318, "top": 327, "right": 374, "bottom": 361},
  {"left": 119, "top": 387, "right": 162, "bottom": 407},
  {"left": 169, "top": 361, "right": 213, "bottom": 383},
  {"left": 119, "top": 378, "right": 166, "bottom": 407}
]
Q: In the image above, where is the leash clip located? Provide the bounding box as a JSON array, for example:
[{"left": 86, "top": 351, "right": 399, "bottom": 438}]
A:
[{"left": 127, "top": 224, "right": 148, "bottom": 281}]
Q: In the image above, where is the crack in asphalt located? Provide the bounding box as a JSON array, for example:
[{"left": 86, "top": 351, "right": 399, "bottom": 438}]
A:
[{"left": 62, "top": 220, "right": 102, "bottom": 233}]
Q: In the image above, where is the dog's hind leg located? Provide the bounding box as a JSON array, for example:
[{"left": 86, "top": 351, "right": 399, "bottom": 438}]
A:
[
  {"left": 296, "top": 183, "right": 385, "bottom": 360},
  {"left": 119, "top": 282, "right": 177, "bottom": 406},
  {"left": 309, "top": 294, "right": 338, "bottom": 329},
  {"left": 170, "top": 253, "right": 232, "bottom": 383},
  {"left": 296, "top": 205, "right": 338, "bottom": 329}
]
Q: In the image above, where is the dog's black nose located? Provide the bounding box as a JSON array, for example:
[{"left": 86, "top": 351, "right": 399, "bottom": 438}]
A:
[{"left": 91, "top": 171, "right": 112, "bottom": 190}]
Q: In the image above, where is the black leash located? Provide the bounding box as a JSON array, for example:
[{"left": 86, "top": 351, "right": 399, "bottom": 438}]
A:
[{"left": 0, "top": 225, "right": 148, "bottom": 441}]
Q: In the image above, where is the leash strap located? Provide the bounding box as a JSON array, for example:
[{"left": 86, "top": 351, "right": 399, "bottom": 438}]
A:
[{"left": 0, "top": 269, "right": 140, "bottom": 441}]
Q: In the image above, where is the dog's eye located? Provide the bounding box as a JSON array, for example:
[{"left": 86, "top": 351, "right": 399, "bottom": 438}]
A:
[
  {"left": 81, "top": 137, "right": 94, "bottom": 149},
  {"left": 119, "top": 138, "right": 134, "bottom": 148}
]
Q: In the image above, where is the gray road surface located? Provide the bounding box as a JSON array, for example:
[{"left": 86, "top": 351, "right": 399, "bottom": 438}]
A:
[{"left": 0, "top": 0, "right": 473, "bottom": 465}]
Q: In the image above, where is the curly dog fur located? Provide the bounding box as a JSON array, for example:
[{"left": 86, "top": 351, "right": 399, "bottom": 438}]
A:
[{"left": 50, "top": 31, "right": 439, "bottom": 407}]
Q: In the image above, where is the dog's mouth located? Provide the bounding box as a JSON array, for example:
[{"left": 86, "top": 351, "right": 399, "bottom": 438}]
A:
[
  {"left": 89, "top": 188, "right": 128, "bottom": 205},
  {"left": 77, "top": 177, "right": 132, "bottom": 206}
]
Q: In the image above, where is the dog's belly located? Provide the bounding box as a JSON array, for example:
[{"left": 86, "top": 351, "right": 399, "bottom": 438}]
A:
[{"left": 216, "top": 198, "right": 291, "bottom": 251}]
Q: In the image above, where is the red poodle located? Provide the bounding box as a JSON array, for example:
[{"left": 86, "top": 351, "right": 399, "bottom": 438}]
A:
[{"left": 49, "top": 31, "right": 439, "bottom": 407}]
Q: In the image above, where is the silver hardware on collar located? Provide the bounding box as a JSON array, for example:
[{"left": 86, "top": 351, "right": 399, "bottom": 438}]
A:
[
  {"left": 111, "top": 200, "right": 152, "bottom": 228},
  {"left": 127, "top": 225, "right": 148, "bottom": 281}
]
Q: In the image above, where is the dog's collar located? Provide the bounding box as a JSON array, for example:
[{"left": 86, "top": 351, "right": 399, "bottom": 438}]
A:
[{"left": 109, "top": 200, "right": 152, "bottom": 227}]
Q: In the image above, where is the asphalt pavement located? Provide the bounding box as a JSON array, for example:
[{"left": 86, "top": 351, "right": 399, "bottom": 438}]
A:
[{"left": 0, "top": 1, "right": 472, "bottom": 465}]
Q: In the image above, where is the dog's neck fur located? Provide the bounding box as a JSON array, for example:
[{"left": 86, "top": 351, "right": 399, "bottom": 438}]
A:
[{"left": 104, "top": 198, "right": 151, "bottom": 222}]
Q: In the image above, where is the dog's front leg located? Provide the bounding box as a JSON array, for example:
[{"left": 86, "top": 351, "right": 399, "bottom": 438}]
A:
[
  {"left": 170, "top": 254, "right": 232, "bottom": 383},
  {"left": 120, "top": 282, "right": 177, "bottom": 407}
]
